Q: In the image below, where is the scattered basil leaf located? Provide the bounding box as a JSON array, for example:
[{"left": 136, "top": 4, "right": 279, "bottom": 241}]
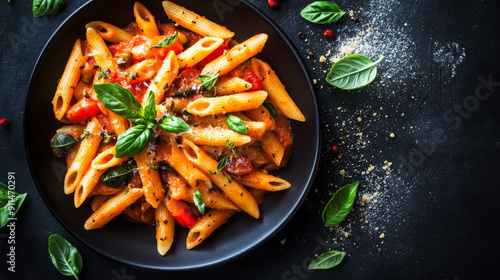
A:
[
  {"left": 158, "top": 116, "right": 191, "bottom": 133},
  {"left": 94, "top": 83, "right": 146, "bottom": 124},
  {"left": 100, "top": 164, "right": 137, "bottom": 189},
  {"left": 308, "top": 250, "right": 346, "bottom": 269},
  {"left": 153, "top": 32, "right": 178, "bottom": 48},
  {"left": 193, "top": 190, "right": 205, "bottom": 215},
  {"left": 48, "top": 234, "right": 83, "bottom": 280},
  {"left": 0, "top": 182, "right": 27, "bottom": 228},
  {"left": 143, "top": 91, "right": 157, "bottom": 123},
  {"left": 197, "top": 72, "right": 220, "bottom": 91},
  {"left": 263, "top": 101, "right": 277, "bottom": 118},
  {"left": 51, "top": 134, "right": 79, "bottom": 156},
  {"left": 322, "top": 181, "right": 359, "bottom": 227},
  {"left": 33, "top": 0, "right": 65, "bottom": 18},
  {"left": 300, "top": 1, "right": 345, "bottom": 24},
  {"left": 226, "top": 114, "right": 248, "bottom": 134},
  {"left": 81, "top": 129, "right": 92, "bottom": 140},
  {"left": 326, "top": 54, "right": 384, "bottom": 90},
  {"left": 147, "top": 164, "right": 158, "bottom": 171},
  {"left": 216, "top": 154, "right": 228, "bottom": 173},
  {"left": 115, "top": 124, "right": 154, "bottom": 158},
  {"left": 226, "top": 140, "right": 238, "bottom": 155}
]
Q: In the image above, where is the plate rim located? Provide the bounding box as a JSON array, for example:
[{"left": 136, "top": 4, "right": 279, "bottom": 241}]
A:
[{"left": 23, "top": 0, "right": 321, "bottom": 271}]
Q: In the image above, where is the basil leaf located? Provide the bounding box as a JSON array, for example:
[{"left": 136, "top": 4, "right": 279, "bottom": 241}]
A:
[
  {"left": 226, "top": 114, "right": 248, "bottom": 134},
  {"left": 322, "top": 181, "right": 359, "bottom": 227},
  {"left": 153, "top": 32, "right": 178, "bottom": 48},
  {"left": 115, "top": 124, "right": 154, "bottom": 158},
  {"left": 94, "top": 83, "right": 146, "bottom": 124},
  {"left": 158, "top": 116, "right": 190, "bottom": 133},
  {"left": 100, "top": 164, "right": 137, "bottom": 189},
  {"left": 263, "top": 101, "right": 277, "bottom": 118},
  {"left": 216, "top": 154, "right": 228, "bottom": 173},
  {"left": 326, "top": 54, "right": 384, "bottom": 90},
  {"left": 143, "top": 91, "right": 157, "bottom": 123},
  {"left": 51, "top": 134, "right": 79, "bottom": 156},
  {"left": 300, "top": 1, "right": 345, "bottom": 24},
  {"left": 308, "top": 250, "right": 346, "bottom": 269},
  {"left": 226, "top": 140, "right": 238, "bottom": 155},
  {"left": 0, "top": 182, "right": 27, "bottom": 228},
  {"left": 197, "top": 72, "right": 220, "bottom": 91},
  {"left": 33, "top": 0, "right": 65, "bottom": 18},
  {"left": 193, "top": 190, "right": 205, "bottom": 215},
  {"left": 48, "top": 234, "right": 83, "bottom": 279}
]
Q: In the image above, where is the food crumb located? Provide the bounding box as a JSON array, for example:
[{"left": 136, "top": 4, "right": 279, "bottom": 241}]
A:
[
  {"left": 319, "top": 55, "right": 327, "bottom": 63},
  {"left": 280, "top": 239, "right": 286, "bottom": 245},
  {"left": 379, "top": 233, "right": 385, "bottom": 239},
  {"left": 389, "top": 133, "right": 395, "bottom": 138},
  {"left": 339, "top": 169, "right": 346, "bottom": 175}
]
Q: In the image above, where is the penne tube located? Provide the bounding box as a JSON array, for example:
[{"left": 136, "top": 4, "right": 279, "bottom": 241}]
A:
[
  {"left": 124, "top": 59, "right": 162, "bottom": 84},
  {"left": 185, "top": 91, "right": 267, "bottom": 117},
  {"left": 215, "top": 76, "right": 253, "bottom": 95},
  {"left": 86, "top": 27, "right": 117, "bottom": 73},
  {"left": 147, "top": 51, "right": 179, "bottom": 105},
  {"left": 74, "top": 167, "right": 106, "bottom": 208},
  {"left": 157, "top": 97, "right": 190, "bottom": 115},
  {"left": 91, "top": 146, "right": 129, "bottom": 170},
  {"left": 85, "top": 21, "right": 134, "bottom": 43},
  {"left": 64, "top": 118, "right": 103, "bottom": 194},
  {"left": 181, "top": 139, "right": 259, "bottom": 219},
  {"left": 186, "top": 209, "right": 238, "bottom": 249},
  {"left": 241, "top": 146, "right": 273, "bottom": 169},
  {"left": 134, "top": 2, "right": 159, "bottom": 38},
  {"left": 167, "top": 143, "right": 213, "bottom": 190},
  {"left": 162, "top": 1, "right": 234, "bottom": 39},
  {"left": 250, "top": 58, "right": 305, "bottom": 122},
  {"left": 201, "top": 34, "right": 268, "bottom": 76},
  {"left": 245, "top": 105, "right": 276, "bottom": 130},
  {"left": 107, "top": 111, "right": 130, "bottom": 136},
  {"left": 182, "top": 126, "right": 252, "bottom": 147},
  {"left": 177, "top": 37, "right": 224, "bottom": 68},
  {"left": 259, "top": 131, "right": 285, "bottom": 166},
  {"left": 155, "top": 200, "right": 175, "bottom": 255},
  {"left": 52, "top": 39, "right": 88, "bottom": 120},
  {"left": 84, "top": 188, "right": 144, "bottom": 230},
  {"left": 134, "top": 147, "right": 164, "bottom": 209},
  {"left": 234, "top": 171, "right": 291, "bottom": 191}
]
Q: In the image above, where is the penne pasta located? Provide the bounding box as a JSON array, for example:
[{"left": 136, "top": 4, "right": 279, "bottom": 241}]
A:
[
  {"left": 186, "top": 209, "right": 237, "bottom": 249},
  {"left": 86, "top": 27, "right": 117, "bottom": 73},
  {"left": 85, "top": 21, "right": 134, "bottom": 43},
  {"left": 147, "top": 50, "right": 179, "bottom": 105},
  {"left": 215, "top": 76, "right": 253, "bottom": 95},
  {"left": 177, "top": 37, "right": 224, "bottom": 68},
  {"left": 134, "top": 2, "right": 160, "bottom": 38},
  {"left": 135, "top": 148, "right": 165, "bottom": 209},
  {"left": 182, "top": 126, "right": 252, "bottom": 147},
  {"left": 74, "top": 167, "right": 106, "bottom": 208},
  {"left": 52, "top": 39, "right": 88, "bottom": 120},
  {"left": 185, "top": 91, "right": 267, "bottom": 117},
  {"left": 234, "top": 170, "right": 291, "bottom": 191},
  {"left": 155, "top": 201, "right": 175, "bottom": 255}
]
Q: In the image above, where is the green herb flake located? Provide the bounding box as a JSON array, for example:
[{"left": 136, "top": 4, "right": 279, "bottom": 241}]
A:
[
  {"left": 262, "top": 101, "right": 277, "bottom": 118},
  {"left": 226, "top": 140, "right": 238, "bottom": 155},
  {"left": 215, "top": 154, "right": 228, "bottom": 173},
  {"left": 153, "top": 32, "right": 178, "bottom": 48},
  {"left": 100, "top": 164, "right": 137, "bottom": 188},
  {"left": 193, "top": 190, "right": 205, "bottom": 215},
  {"left": 197, "top": 72, "right": 220, "bottom": 91}
]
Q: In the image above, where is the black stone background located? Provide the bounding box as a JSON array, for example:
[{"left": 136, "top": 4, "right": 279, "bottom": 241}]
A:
[{"left": 1, "top": 0, "right": 500, "bottom": 279}]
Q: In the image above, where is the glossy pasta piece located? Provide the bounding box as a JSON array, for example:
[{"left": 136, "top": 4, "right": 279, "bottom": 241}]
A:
[
  {"left": 85, "top": 21, "right": 134, "bottom": 43},
  {"left": 250, "top": 58, "right": 305, "bottom": 122},
  {"left": 245, "top": 105, "right": 276, "bottom": 130},
  {"left": 162, "top": 1, "right": 234, "bottom": 39},
  {"left": 178, "top": 37, "right": 224, "bottom": 68},
  {"left": 185, "top": 91, "right": 267, "bottom": 117},
  {"left": 84, "top": 188, "right": 144, "bottom": 230},
  {"left": 167, "top": 143, "right": 213, "bottom": 190},
  {"left": 124, "top": 59, "right": 162, "bottom": 84},
  {"left": 86, "top": 27, "right": 117, "bottom": 74},
  {"left": 74, "top": 167, "right": 106, "bottom": 208},
  {"left": 234, "top": 171, "right": 291, "bottom": 191},
  {"left": 186, "top": 209, "right": 238, "bottom": 249},
  {"left": 215, "top": 76, "right": 253, "bottom": 95},
  {"left": 52, "top": 39, "right": 88, "bottom": 120},
  {"left": 155, "top": 201, "right": 175, "bottom": 256},
  {"left": 64, "top": 118, "right": 103, "bottom": 194},
  {"left": 259, "top": 131, "right": 285, "bottom": 166},
  {"left": 147, "top": 51, "right": 179, "bottom": 105},
  {"left": 91, "top": 146, "right": 129, "bottom": 170},
  {"left": 201, "top": 34, "right": 268, "bottom": 76},
  {"left": 134, "top": 2, "right": 159, "bottom": 38},
  {"left": 134, "top": 148, "right": 165, "bottom": 208},
  {"left": 181, "top": 139, "right": 259, "bottom": 219},
  {"left": 182, "top": 126, "right": 252, "bottom": 147}
]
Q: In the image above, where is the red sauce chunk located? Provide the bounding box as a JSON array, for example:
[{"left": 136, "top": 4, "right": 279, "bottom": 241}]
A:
[
  {"left": 243, "top": 68, "right": 263, "bottom": 91},
  {"left": 226, "top": 155, "right": 254, "bottom": 175},
  {"left": 66, "top": 98, "right": 100, "bottom": 124}
]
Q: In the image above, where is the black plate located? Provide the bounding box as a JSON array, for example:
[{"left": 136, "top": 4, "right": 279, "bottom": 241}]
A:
[{"left": 24, "top": 0, "right": 319, "bottom": 271}]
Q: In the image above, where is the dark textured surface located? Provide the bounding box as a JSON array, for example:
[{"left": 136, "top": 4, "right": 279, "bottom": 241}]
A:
[{"left": 1, "top": 0, "right": 500, "bottom": 279}]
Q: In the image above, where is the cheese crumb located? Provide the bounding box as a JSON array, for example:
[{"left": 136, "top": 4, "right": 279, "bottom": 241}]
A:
[
  {"left": 339, "top": 169, "right": 346, "bottom": 175},
  {"left": 319, "top": 55, "right": 327, "bottom": 63},
  {"left": 390, "top": 133, "right": 395, "bottom": 138},
  {"left": 280, "top": 239, "right": 286, "bottom": 245},
  {"left": 379, "top": 233, "right": 385, "bottom": 239}
]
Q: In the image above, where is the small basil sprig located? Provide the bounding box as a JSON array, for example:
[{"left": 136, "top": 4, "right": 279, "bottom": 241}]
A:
[
  {"left": 153, "top": 32, "right": 178, "bottom": 48},
  {"left": 94, "top": 83, "right": 190, "bottom": 158},
  {"left": 193, "top": 190, "right": 205, "bottom": 215},
  {"left": 100, "top": 163, "right": 137, "bottom": 189},
  {"left": 33, "top": 0, "right": 65, "bottom": 18},
  {"left": 48, "top": 234, "right": 83, "bottom": 280},
  {"left": 300, "top": 1, "right": 345, "bottom": 24},
  {"left": 326, "top": 54, "right": 384, "bottom": 90},
  {"left": 0, "top": 182, "right": 27, "bottom": 228},
  {"left": 51, "top": 134, "right": 79, "bottom": 156},
  {"left": 226, "top": 140, "right": 238, "bottom": 155},
  {"left": 197, "top": 72, "right": 220, "bottom": 91},
  {"left": 322, "top": 181, "right": 359, "bottom": 227},
  {"left": 262, "top": 101, "right": 277, "bottom": 118},
  {"left": 226, "top": 114, "right": 248, "bottom": 134},
  {"left": 308, "top": 250, "right": 346, "bottom": 269},
  {"left": 210, "top": 154, "right": 228, "bottom": 175}
]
